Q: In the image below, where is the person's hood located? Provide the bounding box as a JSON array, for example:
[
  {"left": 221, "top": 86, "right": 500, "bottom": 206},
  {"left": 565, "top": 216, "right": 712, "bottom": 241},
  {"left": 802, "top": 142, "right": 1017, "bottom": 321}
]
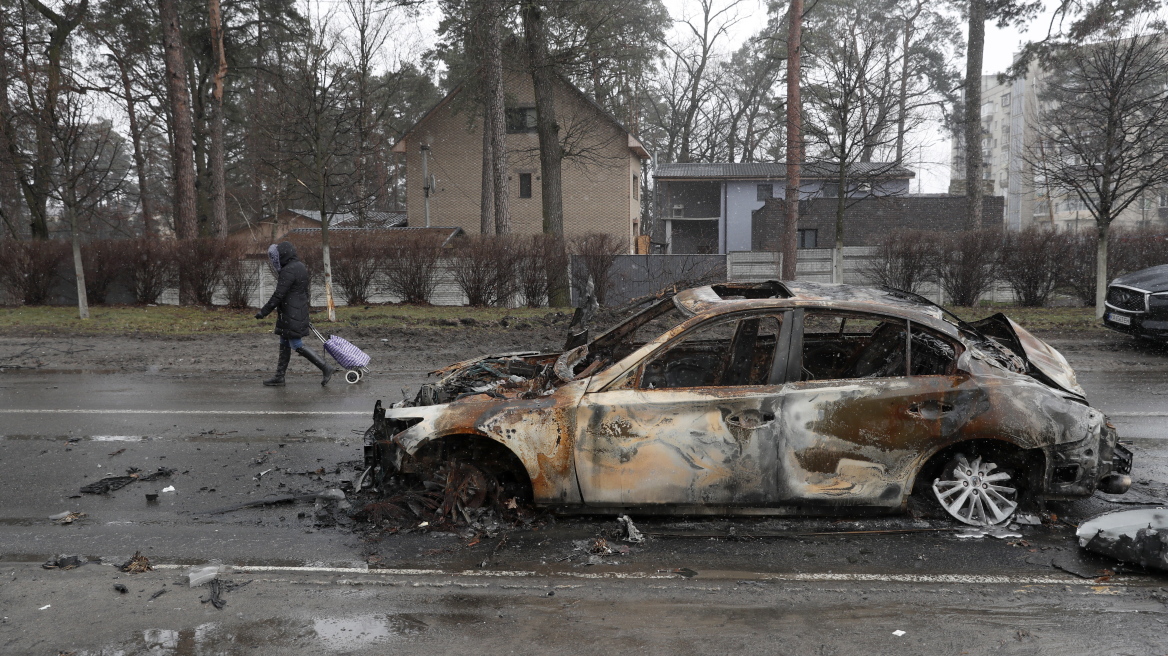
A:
[
  {"left": 1112, "top": 264, "right": 1168, "bottom": 293},
  {"left": 276, "top": 241, "right": 298, "bottom": 267},
  {"left": 267, "top": 244, "right": 282, "bottom": 274}
]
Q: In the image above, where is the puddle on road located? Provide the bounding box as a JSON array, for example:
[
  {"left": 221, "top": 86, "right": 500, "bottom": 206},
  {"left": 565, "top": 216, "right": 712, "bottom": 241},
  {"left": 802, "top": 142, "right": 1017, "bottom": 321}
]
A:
[{"left": 80, "top": 614, "right": 431, "bottom": 654}]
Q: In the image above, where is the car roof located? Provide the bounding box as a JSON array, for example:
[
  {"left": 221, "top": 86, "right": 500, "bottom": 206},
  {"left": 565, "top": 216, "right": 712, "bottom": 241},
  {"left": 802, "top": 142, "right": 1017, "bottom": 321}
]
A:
[{"left": 674, "top": 281, "right": 956, "bottom": 335}]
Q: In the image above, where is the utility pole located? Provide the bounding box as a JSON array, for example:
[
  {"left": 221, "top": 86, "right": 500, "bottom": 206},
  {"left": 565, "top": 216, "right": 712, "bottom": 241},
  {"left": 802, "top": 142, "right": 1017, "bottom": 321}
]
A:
[{"left": 421, "top": 144, "right": 432, "bottom": 227}]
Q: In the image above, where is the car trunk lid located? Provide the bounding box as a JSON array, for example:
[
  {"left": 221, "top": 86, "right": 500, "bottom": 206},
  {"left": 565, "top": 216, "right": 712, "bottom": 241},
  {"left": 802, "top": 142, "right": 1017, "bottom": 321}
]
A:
[{"left": 968, "top": 313, "right": 1086, "bottom": 398}]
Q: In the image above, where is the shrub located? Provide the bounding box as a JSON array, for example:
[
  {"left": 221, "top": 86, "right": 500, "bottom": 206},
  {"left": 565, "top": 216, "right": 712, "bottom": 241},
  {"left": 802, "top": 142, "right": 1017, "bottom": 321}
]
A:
[
  {"left": 933, "top": 229, "right": 1003, "bottom": 306},
  {"left": 81, "top": 239, "right": 128, "bottom": 305},
  {"left": 0, "top": 238, "right": 67, "bottom": 305},
  {"left": 125, "top": 237, "right": 174, "bottom": 305},
  {"left": 381, "top": 232, "right": 444, "bottom": 304},
  {"left": 221, "top": 244, "right": 258, "bottom": 309},
  {"left": 330, "top": 231, "right": 382, "bottom": 305},
  {"left": 998, "top": 226, "right": 1069, "bottom": 307},
  {"left": 860, "top": 229, "right": 935, "bottom": 294},
  {"left": 176, "top": 238, "right": 231, "bottom": 306},
  {"left": 450, "top": 235, "right": 515, "bottom": 307},
  {"left": 516, "top": 236, "right": 550, "bottom": 308},
  {"left": 571, "top": 233, "right": 625, "bottom": 307}
]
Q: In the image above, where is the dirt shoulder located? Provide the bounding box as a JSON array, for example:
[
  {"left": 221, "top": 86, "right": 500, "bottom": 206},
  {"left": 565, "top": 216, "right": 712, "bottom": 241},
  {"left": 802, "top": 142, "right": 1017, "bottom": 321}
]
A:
[{"left": 2, "top": 304, "right": 1165, "bottom": 375}]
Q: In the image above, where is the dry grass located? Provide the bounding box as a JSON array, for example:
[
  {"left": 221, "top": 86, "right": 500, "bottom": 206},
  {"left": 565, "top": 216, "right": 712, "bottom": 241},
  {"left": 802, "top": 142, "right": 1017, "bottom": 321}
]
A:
[
  {"left": 948, "top": 306, "right": 1107, "bottom": 337},
  {"left": 0, "top": 304, "right": 566, "bottom": 337}
]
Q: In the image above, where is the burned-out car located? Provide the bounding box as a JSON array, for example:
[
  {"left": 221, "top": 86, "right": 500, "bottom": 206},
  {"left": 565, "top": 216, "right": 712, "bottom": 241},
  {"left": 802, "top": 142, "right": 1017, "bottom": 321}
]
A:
[{"left": 367, "top": 282, "right": 1132, "bottom": 526}]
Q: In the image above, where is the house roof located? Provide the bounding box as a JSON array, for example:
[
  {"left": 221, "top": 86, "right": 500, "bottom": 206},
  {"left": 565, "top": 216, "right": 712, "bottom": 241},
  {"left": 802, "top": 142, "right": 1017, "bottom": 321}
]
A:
[
  {"left": 286, "top": 209, "right": 407, "bottom": 228},
  {"left": 390, "top": 74, "right": 649, "bottom": 160},
  {"left": 286, "top": 225, "right": 466, "bottom": 248},
  {"left": 654, "top": 162, "right": 914, "bottom": 180}
]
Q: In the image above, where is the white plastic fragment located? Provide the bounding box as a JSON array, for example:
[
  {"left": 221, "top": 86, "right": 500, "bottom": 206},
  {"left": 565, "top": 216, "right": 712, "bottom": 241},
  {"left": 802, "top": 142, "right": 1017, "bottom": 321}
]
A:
[
  {"left": 187, "top": 564, "right": 222, "bottom": 587},
  {"left": 161, "top": 486, "right": 176, "bottom": 493},
  {"left": 316, "top": 489, "right": 345, "bottom": 501},
  {"left": 39, "top": 605, "right": 50, "bottom": 610},
  {"left": 893, "top": 630, "right": 906, "bottom": 637},
  {"left": 618, "top": 515, "right": 645, "bottom": 544},
  {"left": 48, "top": 511, "right": 72, "bottom": 521}
]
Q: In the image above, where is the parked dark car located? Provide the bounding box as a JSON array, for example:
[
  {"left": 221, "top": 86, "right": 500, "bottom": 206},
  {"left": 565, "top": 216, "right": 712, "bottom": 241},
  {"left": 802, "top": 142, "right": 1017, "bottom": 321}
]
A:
[
  {"left": 367, "top": 282, "right": 1133, "bottom": 527},
  {"left": 1103, "top": 264, "right": 1168, "bottom": 339}
]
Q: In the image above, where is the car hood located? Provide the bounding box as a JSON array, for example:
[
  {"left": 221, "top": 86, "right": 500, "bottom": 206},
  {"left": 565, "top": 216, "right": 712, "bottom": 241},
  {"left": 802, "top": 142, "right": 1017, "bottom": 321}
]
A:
[
  {"left": 1112, "top": 264, "right": 1168, "bottom": 292},
  {"left": 969, "top": 313, "right": 1086, "bottom": 399}
]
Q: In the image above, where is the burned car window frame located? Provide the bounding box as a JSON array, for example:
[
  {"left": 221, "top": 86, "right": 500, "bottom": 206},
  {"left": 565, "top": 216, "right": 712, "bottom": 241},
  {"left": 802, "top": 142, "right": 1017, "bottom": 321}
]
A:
[{"left": 635, "top": 311, "right": 790, "bottom": 390}]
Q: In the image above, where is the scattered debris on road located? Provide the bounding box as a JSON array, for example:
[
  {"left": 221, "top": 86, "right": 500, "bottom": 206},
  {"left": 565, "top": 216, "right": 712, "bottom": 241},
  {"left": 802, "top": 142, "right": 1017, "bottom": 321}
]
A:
[
  {"left": 148, "top": 589, "right": 167, "bottom": 601},
  {"left": 120, "top": 551, "right": 153, "bottom": 573},
  {"left": 1077, "top": 508, "right": 1168, "bottom": 572},
  {"left": 201, "top": 579, "right": 227, "bottom": 610},
  {"left": 618, "top": 515, "right": 645, "bottom": 543},
  {"left": 49, "top": 511, "right": 85, "bottom": 524},
  {"left": 80, "top": 467, "right": 175, "bottom": 495},
  {"left": 187, "top": 564, "right": 222, "bottom": 587},
  {"left": 42, "top": 555, "right": 86, "bottom": 570},
  {"left": 113, "top": 584, "right": 128, "bottom": 594}
]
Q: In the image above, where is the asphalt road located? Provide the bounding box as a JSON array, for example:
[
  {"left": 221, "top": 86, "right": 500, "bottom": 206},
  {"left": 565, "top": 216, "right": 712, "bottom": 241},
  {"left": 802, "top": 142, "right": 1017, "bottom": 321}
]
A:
[{"left": 3, "top": 341, "right": 1168, "bottom": 654}]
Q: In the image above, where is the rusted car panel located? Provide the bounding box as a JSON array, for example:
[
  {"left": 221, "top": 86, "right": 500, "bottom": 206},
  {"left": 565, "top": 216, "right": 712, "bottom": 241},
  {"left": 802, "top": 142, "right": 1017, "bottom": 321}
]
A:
[{"left": 367, "top": 281, "right": 1131, "bottom": 521}]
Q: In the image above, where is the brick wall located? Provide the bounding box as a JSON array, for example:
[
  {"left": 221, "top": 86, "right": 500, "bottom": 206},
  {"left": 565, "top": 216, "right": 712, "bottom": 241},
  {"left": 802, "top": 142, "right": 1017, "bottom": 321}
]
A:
[
  {"left": 402, "top": 70, "right": 640, "bottom": 250},
  {"left": 751, "top": 195, "right": 1008, "bottom": 250}
]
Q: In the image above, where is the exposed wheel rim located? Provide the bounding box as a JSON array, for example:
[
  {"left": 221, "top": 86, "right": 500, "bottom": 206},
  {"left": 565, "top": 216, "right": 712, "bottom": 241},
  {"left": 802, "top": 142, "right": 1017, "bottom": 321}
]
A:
[{"left": 932, "top": 454, "right": 1018, "bottom": 526}]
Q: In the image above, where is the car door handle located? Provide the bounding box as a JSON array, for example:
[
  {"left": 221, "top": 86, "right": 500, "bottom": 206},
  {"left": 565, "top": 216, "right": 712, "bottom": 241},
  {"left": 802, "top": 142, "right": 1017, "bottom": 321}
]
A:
[
  {"left": 906, "top": 401, "right": 954, "bottom": 420},
  {"left": 726, "top": 411, "right": 776, "bottom": 429}
]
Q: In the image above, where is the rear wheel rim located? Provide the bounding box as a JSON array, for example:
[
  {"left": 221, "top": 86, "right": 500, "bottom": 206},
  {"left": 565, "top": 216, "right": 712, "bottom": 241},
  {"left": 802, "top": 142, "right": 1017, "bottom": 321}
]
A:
[{"left": 932, "top": 454, "right": 1018, "bottom": 526}]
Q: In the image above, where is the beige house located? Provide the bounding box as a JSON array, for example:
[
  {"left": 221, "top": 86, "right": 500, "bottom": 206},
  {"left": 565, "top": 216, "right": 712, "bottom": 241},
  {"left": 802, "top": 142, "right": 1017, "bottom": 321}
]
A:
[{"left": 392, "top": 70, "right": 650, "bottom": 251}]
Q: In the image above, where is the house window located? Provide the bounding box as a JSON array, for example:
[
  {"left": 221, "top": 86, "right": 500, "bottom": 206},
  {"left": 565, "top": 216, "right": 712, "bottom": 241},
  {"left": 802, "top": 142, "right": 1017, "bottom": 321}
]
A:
[
  {"left": 756, "top": 184, "right": 774, "bottom": 201},
  {"left": 797, "top": 229, "right": 817, "bottom": 249},
  {"left": 672, "top": 205, "right": 684, "bottom": 218},
  {"left": 633, "top": 174, "right": 639, "bottom": 200},
  {"left": 505, "top": 107, "right": 538, "bottom": 133},
  {"left": 1160, "top": 192, "right": 1168, "bottom": 208},
  {"left": 1001, "top": 93, "right": 1011, "bottom": 106},
  {"left": 518, "top": 173, "right": 532, "bottom": 199}
]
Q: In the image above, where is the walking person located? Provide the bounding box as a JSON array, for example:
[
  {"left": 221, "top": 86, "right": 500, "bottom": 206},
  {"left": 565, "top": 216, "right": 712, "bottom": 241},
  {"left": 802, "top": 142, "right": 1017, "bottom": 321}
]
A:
[{"left": 255, "top": 241, "right": 334, "bottom": 386}]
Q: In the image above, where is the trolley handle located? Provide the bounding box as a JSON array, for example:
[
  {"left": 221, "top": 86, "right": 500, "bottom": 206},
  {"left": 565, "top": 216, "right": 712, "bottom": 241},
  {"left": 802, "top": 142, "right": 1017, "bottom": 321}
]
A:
[{"left": 308, "top": 324, "right": 327, "bottom": 344}]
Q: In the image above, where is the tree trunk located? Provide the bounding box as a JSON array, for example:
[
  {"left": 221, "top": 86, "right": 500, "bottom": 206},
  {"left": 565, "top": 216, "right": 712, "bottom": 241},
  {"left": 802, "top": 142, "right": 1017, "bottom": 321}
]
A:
[
  {"left": 1095, "top": 220, "right": 1109, "bottom": 319},
  {"left": 67, "top": 202, "right": 88, "bottom": 319},
  {"left": 159, "top": 0, "right": 197, "bottom": 242},
  {"left": 319, "top": 185, "right": 336, "bottom": 322},
  {"left": 834, "top": 164, "right": 846, "bottom": 284},
  {"left": 782, "top": 0, "right": 803, "bottom": 280},
  {"left": 963, "top": 0, "right": 985, "bottom": 228},
  {"left": 480, "top": 108, "right": 494, "bottom": 234},
  {"left": 522, "top": 1, "right": 568, "bottom": 306},
  {"left": 894, "top": 5, "right": 920, "bottom": 164},
  {"left": 486, "top": 0, "right": 510, "bottom": 236},
  {"left": 117, "top": 58, "right": 155, "bottom": 237},
  {"left": 207, "top": 0, "right": 228, "bottom": 237}
]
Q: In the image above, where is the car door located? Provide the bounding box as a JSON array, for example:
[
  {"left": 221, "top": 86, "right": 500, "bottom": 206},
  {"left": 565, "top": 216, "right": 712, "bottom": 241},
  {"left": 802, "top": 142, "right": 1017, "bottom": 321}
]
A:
[
  {"left": 773, "top": 308, "right": 984, "bottom": 509},
  {"left": 574, "top": 310, "right": 793, "bottom": 507}
]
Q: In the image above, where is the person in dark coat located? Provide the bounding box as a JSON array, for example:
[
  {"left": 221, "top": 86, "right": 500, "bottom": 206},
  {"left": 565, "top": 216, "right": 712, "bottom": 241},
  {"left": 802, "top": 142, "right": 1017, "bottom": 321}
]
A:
[{"left": 255, "top": 241, "right": 334, "bottom": 386}]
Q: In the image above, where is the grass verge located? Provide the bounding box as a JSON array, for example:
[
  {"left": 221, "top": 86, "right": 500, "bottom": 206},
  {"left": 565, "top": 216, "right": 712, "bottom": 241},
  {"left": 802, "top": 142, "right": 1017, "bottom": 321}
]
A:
[{"left": 0, "top": 304, "right": 568, "bottom": 337}]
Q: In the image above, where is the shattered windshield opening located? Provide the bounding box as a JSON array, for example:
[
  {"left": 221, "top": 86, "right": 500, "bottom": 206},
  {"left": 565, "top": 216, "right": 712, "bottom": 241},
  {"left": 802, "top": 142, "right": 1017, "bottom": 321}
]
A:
[{"left": 555, "top": 298, "right": 687, "bottom": 382}]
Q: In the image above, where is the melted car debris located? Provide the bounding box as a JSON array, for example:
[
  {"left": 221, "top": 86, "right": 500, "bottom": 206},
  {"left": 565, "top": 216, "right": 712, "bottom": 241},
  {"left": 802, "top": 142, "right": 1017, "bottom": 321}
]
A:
[{"left": 1077, "top": 508, "right": 1168, "bottom": 571}]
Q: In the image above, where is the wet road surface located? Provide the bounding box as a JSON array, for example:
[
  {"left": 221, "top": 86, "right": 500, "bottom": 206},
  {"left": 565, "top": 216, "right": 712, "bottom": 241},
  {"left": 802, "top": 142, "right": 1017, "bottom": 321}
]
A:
[{"left": 3, "top": 342, "right": 1168, "bottom": 653}]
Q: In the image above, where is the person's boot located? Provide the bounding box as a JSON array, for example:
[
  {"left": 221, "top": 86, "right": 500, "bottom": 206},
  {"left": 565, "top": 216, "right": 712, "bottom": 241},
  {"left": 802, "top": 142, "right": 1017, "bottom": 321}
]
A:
[
  {"left": 263, "top": 343, "right": 291, "bottom": 386},
  {"left": 296, "top": 346, "right": 334, "bottom": 386}
]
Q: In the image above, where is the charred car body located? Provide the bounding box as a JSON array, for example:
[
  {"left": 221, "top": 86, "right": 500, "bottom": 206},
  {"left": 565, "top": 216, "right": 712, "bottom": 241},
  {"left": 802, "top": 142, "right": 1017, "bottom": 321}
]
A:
[
  {"left": 1104, "top": 264, "right": 1168, "bottom": 339},
  {"left": 367, "top": 282, "right": 1132, "bottom": 526}
]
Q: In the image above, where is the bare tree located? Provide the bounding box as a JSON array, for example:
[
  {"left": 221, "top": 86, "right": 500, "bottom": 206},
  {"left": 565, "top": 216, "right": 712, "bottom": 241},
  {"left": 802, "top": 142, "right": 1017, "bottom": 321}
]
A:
[
  {"left": 1029, "top": 25, "right": 1168, "bottom": 318},
  {"left": 206, "top": 0, "right": 228, "bottom": 236}
]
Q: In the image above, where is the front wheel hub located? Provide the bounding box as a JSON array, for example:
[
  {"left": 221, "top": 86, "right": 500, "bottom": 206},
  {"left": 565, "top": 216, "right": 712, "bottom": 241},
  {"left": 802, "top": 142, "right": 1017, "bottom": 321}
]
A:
[{"left": 932, "top": 454, "right": 1018, "bottom": 526}]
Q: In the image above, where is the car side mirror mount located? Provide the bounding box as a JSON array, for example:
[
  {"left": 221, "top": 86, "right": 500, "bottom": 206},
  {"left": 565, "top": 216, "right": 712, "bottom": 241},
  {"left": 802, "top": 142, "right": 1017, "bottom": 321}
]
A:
[{"left": 955, "top": 349, "right": 973, "bottom": 375}]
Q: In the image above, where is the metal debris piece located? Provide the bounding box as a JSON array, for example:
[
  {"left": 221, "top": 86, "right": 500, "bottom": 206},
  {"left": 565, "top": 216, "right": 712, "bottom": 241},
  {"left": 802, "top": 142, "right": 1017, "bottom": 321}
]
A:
[
  {"left": 618, "top": 515, "right": 645, "bottom": 543},
  {"left": 954, "top": 525, "right": 1022, "bottom": 539},
  {"left": 120, "top": 551, "right": 153, "bottom": 573},
  {"left": 148, "top": 589, "right": 167, "bottom": 601},
  {"left": 1077, "top": 508, "right": 1168, "bottom": 571},
  {"left": 80, "top": 476, "right": 136, "bottom": 495},
  {"left": 114, "top": 584, "right": 128, "bottom": 594}
]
